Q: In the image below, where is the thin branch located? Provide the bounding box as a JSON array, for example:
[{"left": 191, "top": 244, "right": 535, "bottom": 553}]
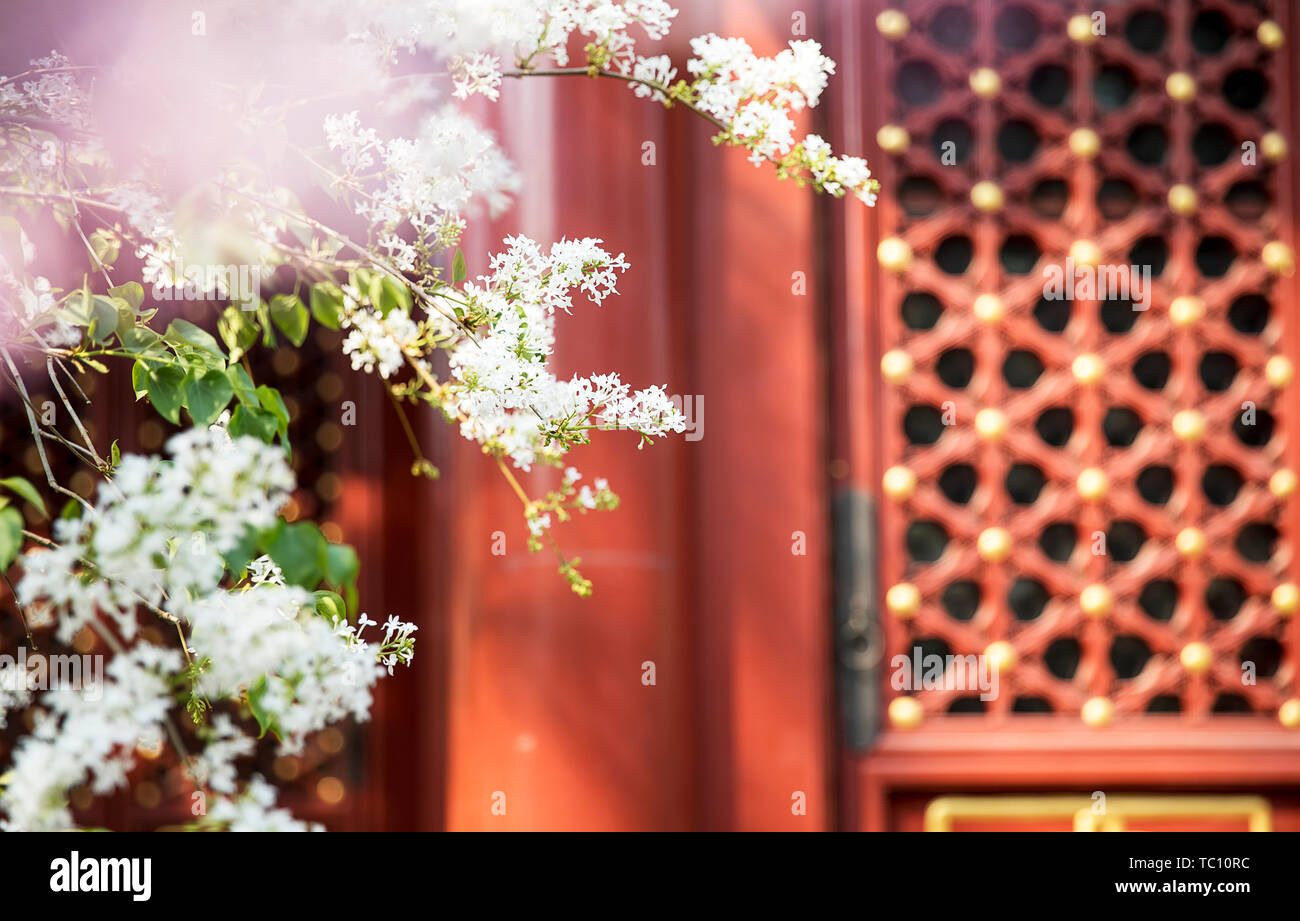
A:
[
  {"left": 0, "top": 347, "right": 95, "bottom": 515},
  {"left": 46, "top": 357, "right": 106, "bottom": 470},
  {"left": 501, "top": 67, "right": 730, "bottom": 133},
  {"left": 0, "top": 186, "right": 126, "bottom": 214},
  {"left": 213, "top": 181, "right": 478, "bottom": 341}
]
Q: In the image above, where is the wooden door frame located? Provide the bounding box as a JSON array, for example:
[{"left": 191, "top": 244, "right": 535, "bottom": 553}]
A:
[{"left": 824, "top": 0, "right": 1300, "bottom": 832}]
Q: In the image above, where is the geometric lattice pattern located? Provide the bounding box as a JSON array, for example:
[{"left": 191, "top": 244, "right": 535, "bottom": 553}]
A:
[{"left": 872, "top": 1, "right": 1299, "bottom": 725}]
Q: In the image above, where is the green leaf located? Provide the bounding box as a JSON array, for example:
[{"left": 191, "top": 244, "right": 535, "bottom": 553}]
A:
[
  {"left": 0, "top": 477, "right": 47, "bottom": 518},
  {"left": 131, "top": 359, "right": 150, "bottom": 398},
  {"left": 312, "top": 590, "right": 347, "bottom": 623},
  {"left": 108, "top": 281, "right": 144, "bottom": 311},
  {"left": 246, "top": 675, "right": 284, "bottom": 740},
  {"left": 228, "top": 404, "right": 279, "bottom": 443},
  {"left": 256, "top": 385, "right": 289, "bottom": 430},
  {"left": 376, "top": 275, "right": 411, "bottom": 316},
  {"left": 262, "top": 520, "right": 327, "bottom": 588},
  {"left": 144, "top": 365, "right": 187, "bottom": 424},
  {"left": 323, "top": 542, "right": 359, "bottom": 589},
  {"left": 452, "top": 248, "right": 466, "bottom": 284},
  {"left": 107, "top": 295, "right": 137, "bottom": 339},
  {"left": 226, "top": 364, "right": 258, "bottom": 407},
  {"left": 0, "top": 506, "right": 22, "bottom": 570},
  {"left": 88, "top": 296, "right": 125, "bottom": 344},
  {"left": 182, "top": 368, "right": 235, "bottom": 427},
  {"left": 88, "top": 228, "right": 120, "bottom": 267},
  {"left": 120, "top": 326, "right": 163, "bottom": 356},
  {"left": 256, "top": 385, "right": 291, "bottom": 455},
  {"left": 309, "top": 282, "right": 344, "bottom": 330},
  {"left": 110, "top": 440, "right": 121, "bottom": 469},
  {"left": 269, "top": 293, "right": 309, "bottom": 347},
  {"left": 218, "top": 306, "right": 259, "bottom": 360},
  {"left": 257, "top": 300, "right": 276, "bottom": 348},
  {"left": 221, "top": 524, "right": 261, "bottom": 577},
  {"left": 63, "top": 289, "right": 118, "bottom": 342},
  {"left": 164, "top": 319, "right": 224, "bottom": 362}
]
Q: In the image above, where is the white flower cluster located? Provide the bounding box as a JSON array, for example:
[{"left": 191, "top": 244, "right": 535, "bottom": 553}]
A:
[
  {"left": 206, "top": 775, "right": 322, "bottom": 832},
  {"left": 0, "top": 51, "right": 92, "bottom": 132},
  {"left": 440, "top": 235, "right": 685, "bottom": 469},
  {"left": 324, "top": 107, "right": 520, "bottom": 262},
  {"left": 539, "top": 0, "right": 677, "bottom": 72},
  {"left": 187, "top": 586, "right": 415, "bottom": 754},
  {"left": 340, "top": 285, "right": 423, "bottom": 379},
  {"left": 2, "top": 430, "right": 416, "bottom": 831},
  {"left": 17, "top": 429, "right": 295, "bottom": 644},
  {"left": 1, "top": 645, "right": 181, "bottom": 832},
  {"left": 674, "top": 36, "right": 877, "bottom": 203},
  {"left": 340, "top": 0, "right": 677, "bottom": 99}
]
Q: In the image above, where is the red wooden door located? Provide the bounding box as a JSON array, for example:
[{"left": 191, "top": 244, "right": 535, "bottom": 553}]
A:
[
  {"left": 828, "top": 0, "right": 1300, "bottom": 831},
  {"left": 428, "top": 0, "right": 833, "bottom": 831}
]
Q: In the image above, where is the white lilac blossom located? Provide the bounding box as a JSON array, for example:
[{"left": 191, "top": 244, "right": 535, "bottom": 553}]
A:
[
  {"left": 450, "top": 52, "right": 504, "bottom": 101},
  {"left": 677, "top": 35, "right": 879, "bottom": 203},
  {"left": 1, "top": 430, "right": 415, "bottom": 831},
  {"left": 187, "top": 585, "right": 415, "bottom": 754},
  {"left": 324, "top": 107, "right": 519, "bottom": 245},
  {"left": 205, "top": 775, "right": 323, "bottom": 832},
  {"left": 339, "top": 0, "right": 677, "bottom": 88},
  {"left": 16, "top": 428, "right": 295, "bottom": 644},
  {"left": 630, "top": 54, "right": 677, "bottom": 101},
  {"left": 191, "top": 714, "right": 256, "bottom": 795},
  {"left": 441, "top": 235, "right": 686, "bottom": 470},
  {"left": 340, "top": 284, "right": 424, "bottom": 380},
  {"left": 0, "top": 645, "right": 181, "bottom": 832}
]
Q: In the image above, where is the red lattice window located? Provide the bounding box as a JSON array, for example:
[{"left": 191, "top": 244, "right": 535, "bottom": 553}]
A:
[{"left": 869, "top": 0, "right": 1300, "bottom": 730}]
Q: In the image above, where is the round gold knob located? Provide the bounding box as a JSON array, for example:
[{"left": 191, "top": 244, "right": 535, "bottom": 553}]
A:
[
  {"left": 1081, "top": 697, "right": 1114, "bottom": 728},
  {"left": 1270, "top": 469, "right": 1297, "bottom": 499},
  {"left": 1180, "top": 641, "right": 1212, "bottom": 674},
  {"left": 878, "top": 236, "right": 913, "bottom": 273},
  {"left": 882, "top": 465, "right": 917, "bottom": 500},
  {"left": 889, "top": 696, "right": 924, "bottom": 729},
  {"left": 1262, "top": 131, "right": 1288, "bottom": 162},
  {"left": 1262, "top": 241, "right": 1295, "bottom": 277},
  {"left": 1072, "top": 353, "right": 1105, "bottom": 385},
  {"left": 975, "top": 408, "right": 1008, "bottom": 441},
  {"left": 1077, "top": 467, "right": 1108, "bottom": 501},
  {"left": 1168, "top": 184, "right": 1197, "bottom": 216},
  {"left": 1166, "top": 72, "right": 1196, "bottom": 102},
  {"left": 1278, "top": 698, "right": 1300, "bottom": 729},
  {"left": 1272, "top": 582, "right": 1299, "bottom": 617},
  {"left": 1172, "top": 409, "right": 1206, "bottom": 442},
  {"left": 1176, "top": 527, "right": 1206, "bottom": 558},
  {"left": 1067, "top": 14, "right": 1097, "bottom": 44},
  {"left": 1169, "top": 295, "right": 1204, "bottom": 327},
  {"left": 973, "top": 293, "right": 1004, "bottom": 324},
  {"left": 985, "top": 640, "right": 1017, "bottom": 673},
  {"left": 886, "top": 582, "right": 922, "bottom": 618},
  {"left": 977, "top": 527, "right": 1012, "bottom": 562},
  {"left": 1069, "top": 239, "right": 1101, "bottom": 268},
  {"left": 1258, "top": 20, "right": 1285, "bottom": 50},
  {"left": 1266, "top": 355, "right": 1293, "bottom": 387},
  {"left": 971, "top": 180, "right": 1004, "bottom": 213},
  {"left": 876, "top": 124, "right": 910, "bottom": 153},
  {"left": 1080, "top": 584, "right": 1113, "bottom": 619},
  {"left": 880, "top": 349, "right": 914, "bottom": 384},
  {"left": 1068, "top": 128, "right": 1101, "bottom": 159},
  {"left": 970, "top": 68, "right": 1001, "bottom": 99}
]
